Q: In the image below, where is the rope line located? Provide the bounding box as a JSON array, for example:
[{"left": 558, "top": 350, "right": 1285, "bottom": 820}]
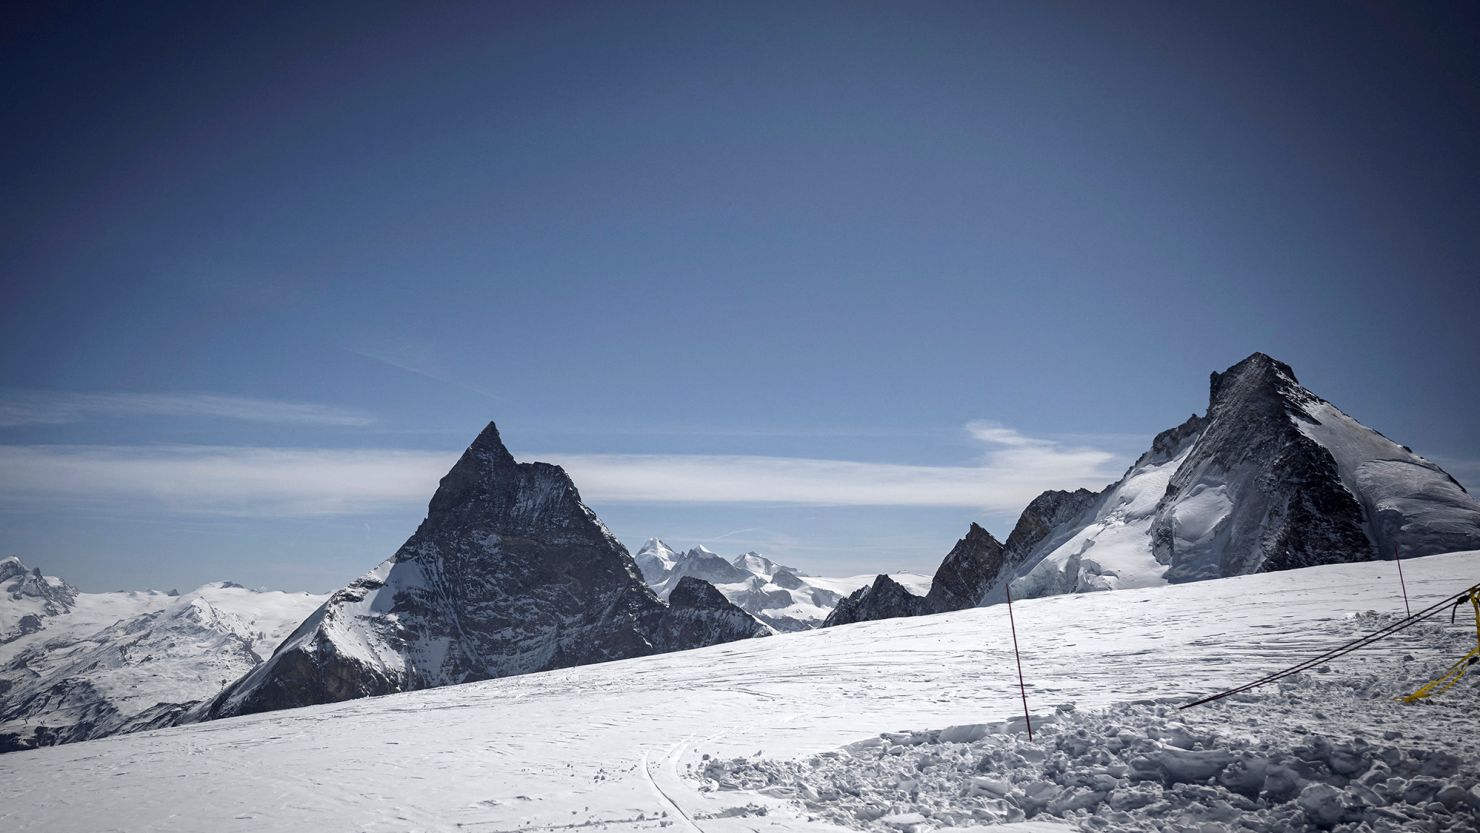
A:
[
  {"left": 1180, "top": 582, "right": 1480, "bottom": 710},
  {"left": 1397, "top": 588, "right": 1480, "bottom": 703}
]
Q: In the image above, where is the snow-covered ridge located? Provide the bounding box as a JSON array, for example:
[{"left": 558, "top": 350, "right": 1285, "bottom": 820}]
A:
[
  {"left": 638, "top": 541, "right": 930, "bottom": 631},
  {"left": 0, "top": 558, "right": 324, "bottom": 753}
]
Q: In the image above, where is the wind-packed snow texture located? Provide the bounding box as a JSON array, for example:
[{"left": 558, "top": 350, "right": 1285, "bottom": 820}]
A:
[
  {"left": 2, "top": 550, "right": 1474, "bottom": 832},
  {"left": 638, "top": 539, "right": 930, "bottom": 632},
  {"left": 0, "top": 557, "right": 323, "bottom": 752}
]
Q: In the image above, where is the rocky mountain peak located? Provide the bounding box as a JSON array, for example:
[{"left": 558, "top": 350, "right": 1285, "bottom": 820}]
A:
[
  {"left": 824, "top": 575, "right": 931, "bottom": 627},
  {"left": 425, "top": 421, "right": 585, "bottom": 533},
  {"left": 468, "top": 420, "right": 519, "bottom": 466},
  {"left": 1207, "top": 352, "right": 1313, "bottom": 418},
  {"left": 667, "top": 575, "right": 734, "bottom": 609},
  {"left": 824, "top": 352, "right": 1480, "bottom": 628},
  {"left": 924, "top": 523, "right": 1007, "bottom": 612},
  {"left": 206, "top": 421, "right": 766, "bottom": 720}
]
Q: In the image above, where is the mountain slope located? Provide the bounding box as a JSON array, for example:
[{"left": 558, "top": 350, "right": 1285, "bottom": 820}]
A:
[
  {"left": 0, "top": 561, "right": 323, "bottom": 753},
  {"left": 827, "top": 353, "right": 1480, "bottom": 624},
  {"left": 205, "top": 422, "right": 767, "bottom": 720},
  {"left": 3, "top": 551, "right": 1472, "bottom": 833}
]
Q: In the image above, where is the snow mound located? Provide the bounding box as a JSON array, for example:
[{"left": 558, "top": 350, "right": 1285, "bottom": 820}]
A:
[{"left": 701, "top": 614, "right": 1480, "bottom": 832}]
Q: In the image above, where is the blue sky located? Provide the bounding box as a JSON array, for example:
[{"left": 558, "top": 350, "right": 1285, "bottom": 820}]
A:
[{"left": 3, "top": 2, "right": 1478, "bottom": 592}]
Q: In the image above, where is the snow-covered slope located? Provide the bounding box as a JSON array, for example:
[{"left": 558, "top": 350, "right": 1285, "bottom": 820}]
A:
[
  {"left": 643, "top": 543, "right": 930, "bottom": 632},
  {"left": 2, "top": 551, "right": 1473, "bottom": 832},
  {"left": 204, "top": 423, "right": 768, "bottom": 720},
  {"left": 0, "top": 559, "right": 323, "bottom": 752}
]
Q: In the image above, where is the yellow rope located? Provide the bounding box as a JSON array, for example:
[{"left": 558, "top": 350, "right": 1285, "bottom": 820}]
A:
[{"left": 1399, "top": 589, "right": 1480, "bottom": 703}]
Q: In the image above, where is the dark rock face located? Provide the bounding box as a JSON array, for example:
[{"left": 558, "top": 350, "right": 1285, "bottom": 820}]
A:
[
  {"left": 1002, "top": 489, "right": 1101, "bottom": 564},
  {"left": 207, "top": 422, "right": 766, "bottom": 720},
  {"left": 924, "top": 523, "right": 1008, "bottom": 612},
  {"left": 822, "top": 522, "right": 1010, "bottom": 628},
  {"left": 1149, "top": 354, "right": 1373, "bottom": 580},
  {"left": 650, "top": 577, "right": 771, "bottom": 652},
  {"left": 823, "top": 575, "right": 932, "bottom": 627}
]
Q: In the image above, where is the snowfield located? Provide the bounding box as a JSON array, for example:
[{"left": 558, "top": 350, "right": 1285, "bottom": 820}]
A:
[{"left": 2, "top": 552, "right": 1477, "bottom": 833}]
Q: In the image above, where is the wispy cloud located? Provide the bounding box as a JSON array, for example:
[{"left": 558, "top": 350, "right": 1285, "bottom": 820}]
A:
[
  {"left": 0, "top": 445, "right": 450, "bottom": 516},
  {"left": 0, "top": 423, "right": 1125, "bottom": 517},
  {"left": 0, "top": 390, "right": 375, "bottom": 428}
]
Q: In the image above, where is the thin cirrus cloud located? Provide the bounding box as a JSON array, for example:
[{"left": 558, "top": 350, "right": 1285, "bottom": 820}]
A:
[
  {"left": 0, "top": 389, "right": 375, "bottom": 428},
  {"left": 0, "top": 423, "right": 1125, "bottom": 517}
]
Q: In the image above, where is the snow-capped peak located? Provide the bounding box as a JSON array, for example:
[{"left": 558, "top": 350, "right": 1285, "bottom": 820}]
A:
[{"left": 633, "top": 538, "right": 681, "bottom": 584}]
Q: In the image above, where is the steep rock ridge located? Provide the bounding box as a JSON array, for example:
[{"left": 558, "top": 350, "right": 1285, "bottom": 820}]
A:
[
  {"left": 1007, "top": 416, "right": 1207, "bottom": 599},
  {"left": 923, "top": 523, "right": 1008, "bottom": 612},
  {"left": 818, "top": 522, "right": 1012, "bottom": 628},
  {"left": 0, "top": 571, "right": 323, "bottom": 753},
  {"left": 1011, "top": 353, "right": 1480, "bottom": 599},
  {"left": 1148, "top": 354, "right": 1371, "bottom": 580},
  {"left": 994, "top": 490, "right": 1101, "bottom": 578},
  {"left": 823, "top": 575, "right": 931, "bottom": 627},
  {"left": 206, "top": 423, "right": 766, "bottom": 720},
  {"left": 822, "top": 352, "right": 1480, "bottom": 626}
]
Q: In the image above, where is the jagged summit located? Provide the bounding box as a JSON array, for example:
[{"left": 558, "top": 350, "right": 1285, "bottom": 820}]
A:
[
  {"left": 1212, "top": 351, "right": 1298, "bottom": 391},
  {"left": 824, "top": 353, "right": 1480, "bottom": 628},
  {"left": 923, "top": 523, "right": 1006, "bottom": 612},
  {"left": 824, "top": 574, "right": 930, "bottom": 627},
  {"left": 469, "top": 420, "right": 519, "bottom": 464},
  {"left": 205, "top": 422, "right": 766, "bottom": 720}
]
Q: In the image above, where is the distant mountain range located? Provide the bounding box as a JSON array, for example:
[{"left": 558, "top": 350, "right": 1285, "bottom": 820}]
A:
[
  {"left": 634, "top": 539, "right": 930, "bottom": 631},
  {"left": 0, "top": 558, "right": 323, "bottom": 752},
  {"left": 5, "top": 352, "right": 1477, "bottom": 752},
  {"left": 828, "top": 353, "right": 1480, "bottom": 626}
]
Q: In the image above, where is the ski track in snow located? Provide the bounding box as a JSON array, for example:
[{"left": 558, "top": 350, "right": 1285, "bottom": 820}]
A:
[{"left": 2, "top": 552, "right": 1478, "bottom": 833}]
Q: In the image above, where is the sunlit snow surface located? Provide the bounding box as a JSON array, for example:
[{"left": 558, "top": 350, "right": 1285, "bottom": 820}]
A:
[
  {"left": 2, "top": 552, "right": 1477, "bottom": 832},
  {"left": 0, "top": 579, "right": 325, "bottom": 747}
]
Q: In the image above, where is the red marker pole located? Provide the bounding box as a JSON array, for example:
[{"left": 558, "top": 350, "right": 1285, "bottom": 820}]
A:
[
  {"left": 1005, "top": 581, "right": 1033, "bottom": 741},
  {"left": 1394, "top": 547, "right": 1412, "bottom": 618}
]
